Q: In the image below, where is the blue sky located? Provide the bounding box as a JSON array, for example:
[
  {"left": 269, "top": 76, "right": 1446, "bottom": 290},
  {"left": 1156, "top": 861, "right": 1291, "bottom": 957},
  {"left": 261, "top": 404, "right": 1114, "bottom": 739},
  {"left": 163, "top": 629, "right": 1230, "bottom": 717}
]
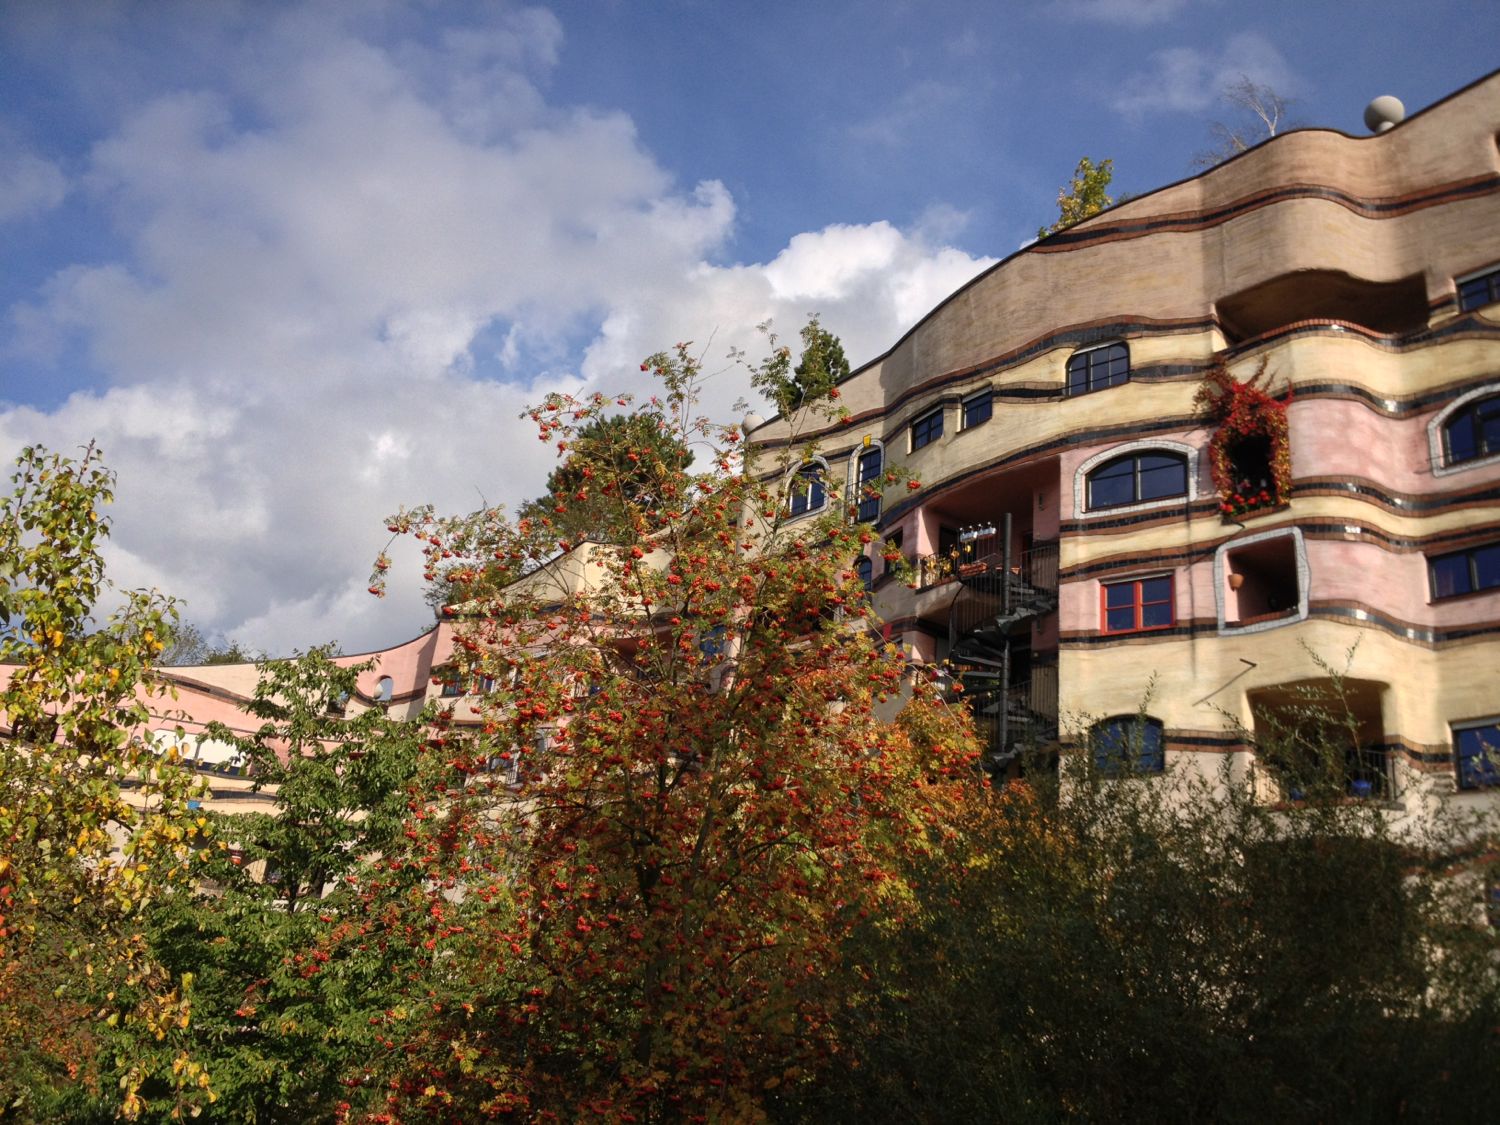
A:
[{"left": 2, "top": 0, "right": 1496, "bottom": 654}]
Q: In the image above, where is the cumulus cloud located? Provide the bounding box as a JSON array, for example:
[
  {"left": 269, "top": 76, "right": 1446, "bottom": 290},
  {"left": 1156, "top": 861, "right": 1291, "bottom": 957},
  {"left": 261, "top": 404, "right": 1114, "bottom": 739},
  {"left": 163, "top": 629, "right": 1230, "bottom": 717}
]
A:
[
  {"left": 1, "top": 2, "right": 993, "bottom": 656},
  {"left": 1114, "top": 31, "right": 1296, "bottom": 119},
  {"left": 0, "top": 147, "right": 67, "bottom": 222}
]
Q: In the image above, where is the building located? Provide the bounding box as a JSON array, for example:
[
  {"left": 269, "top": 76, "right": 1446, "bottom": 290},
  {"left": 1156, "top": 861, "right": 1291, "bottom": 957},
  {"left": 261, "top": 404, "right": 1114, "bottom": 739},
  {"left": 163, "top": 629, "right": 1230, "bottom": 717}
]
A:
[
  {"left": 9, "top": 76, "right": 1498, "bottom": 825},
  {"left": 749, "top": 70, "right": 1500, "bottom": 813}
]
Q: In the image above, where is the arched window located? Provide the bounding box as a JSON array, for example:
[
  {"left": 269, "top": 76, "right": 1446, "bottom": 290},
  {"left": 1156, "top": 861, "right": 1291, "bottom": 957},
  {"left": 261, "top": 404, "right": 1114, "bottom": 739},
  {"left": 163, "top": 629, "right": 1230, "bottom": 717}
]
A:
[
  {"left": 853, "top": 442, "right": 884, "bottom": 523},
  {"left": 1086, "top": 451, "right": 1187, "bottom": 510},
  {"left": 374, "top": 675, "right": 394, "bottom": 702},
  {"left": 1442, "top": 393, "right": 1500, "bottom": 466},
  {"left": 1091, "top": 716, "right": 1165, "bottom": 777},
  {"left": 1067, "top": 342, "right": 1130, "bottom": 396},
  {"left": 855, "top": 555, "right": 874, "bottom": 591},
  {"left": 788, "top": 460, "right": 827, "bottom": 517}
]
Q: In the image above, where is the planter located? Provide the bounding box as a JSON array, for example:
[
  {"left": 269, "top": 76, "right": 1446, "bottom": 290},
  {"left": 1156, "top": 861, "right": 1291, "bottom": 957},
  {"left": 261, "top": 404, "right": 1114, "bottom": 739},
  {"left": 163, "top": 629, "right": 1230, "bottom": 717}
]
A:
[{"left": 958, "top": 562, "right": 988, "bottom": 577}]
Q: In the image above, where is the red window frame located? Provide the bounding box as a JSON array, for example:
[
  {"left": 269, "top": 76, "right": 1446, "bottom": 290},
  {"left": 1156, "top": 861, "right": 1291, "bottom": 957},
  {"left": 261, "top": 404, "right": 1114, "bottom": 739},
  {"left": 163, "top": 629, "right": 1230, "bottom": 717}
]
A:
[{"left": 1100, "top": 575, "right": 1174, "bottom": 634}]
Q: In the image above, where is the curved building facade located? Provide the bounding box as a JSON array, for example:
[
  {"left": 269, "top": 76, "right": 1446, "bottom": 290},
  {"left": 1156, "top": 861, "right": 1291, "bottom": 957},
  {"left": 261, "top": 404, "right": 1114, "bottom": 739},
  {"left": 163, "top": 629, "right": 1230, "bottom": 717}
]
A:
[{"left": 751, "top": 71, "right": 1500, "bottom": 810}]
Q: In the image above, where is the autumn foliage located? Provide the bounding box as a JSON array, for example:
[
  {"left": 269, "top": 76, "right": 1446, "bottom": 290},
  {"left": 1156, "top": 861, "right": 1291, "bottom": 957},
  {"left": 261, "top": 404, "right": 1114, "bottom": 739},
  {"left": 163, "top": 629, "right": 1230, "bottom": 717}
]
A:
[{"left": 361, "top": 341, "right": 977, "bottom": 1118}]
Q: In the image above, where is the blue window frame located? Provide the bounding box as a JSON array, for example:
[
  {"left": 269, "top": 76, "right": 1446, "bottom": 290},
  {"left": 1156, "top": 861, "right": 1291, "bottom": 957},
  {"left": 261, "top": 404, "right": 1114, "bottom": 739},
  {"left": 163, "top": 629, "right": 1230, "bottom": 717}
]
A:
[
  {"left": 1442, "top": 394, "right": 1500, "bottom": 466},
  {"left": 1458, "top": 265, "right": 1500, "bottom": 312},
  {"left": 1429, "top": 541, "right": 1500, "bottom": 599},
  {"left": 1067, "top": 343, "right": 1130, "bottom": 396},
  {"left": 1086, "top": 452, "right": 1188, "bottom": 510},
  {"left": 856, "top": 446, "right": 883, "bottom": 523},
  {"left": 910, "top": 408, "right": 944, "bottom": 451},
  {"left": 963, "top": 390, "right": 993, "bottom": 430},
  {"left": 789, "top": 462, "right": 826, "bottom": 517},
  {"left": 1455, "top": 721, "right": 1500, "bottom": 790},
  {"left": 1092, "top": 716, "right": 1166, "bottom": 777}
]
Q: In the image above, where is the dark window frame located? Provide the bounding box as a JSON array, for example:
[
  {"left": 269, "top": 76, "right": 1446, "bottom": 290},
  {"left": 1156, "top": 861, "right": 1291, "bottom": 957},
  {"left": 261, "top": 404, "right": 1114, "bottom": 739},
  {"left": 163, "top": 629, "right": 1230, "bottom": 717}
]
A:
[
  {"left": 1442, "top": 394, "right": 1500, "bottom": 466},
  {"left": 1085, "top": 451, "right": 1189, "bottom": 510},
  {"left": 1091, "top": 715, "right": 1166, "bottom": 777},
  {"left": 788, "top": 461, "right": 827, "bottom": 517},
  {"left": 910, "top": 407, "right": 944, "bottom": 451},
  {"left": 856, "top": 445, "right": 883, "bottom": 523},
  {"left": 1458, "top": 265, "right": 1500, "bottom": 313},
  {"left": 962, "top": 389, "right": 993, "bottom": 430},
  {"left": 1454, "top": 720, "right": 1500, "bottom": 790},
  {"left": 1101, "top": 574, "right": 1175, "bottom": 634},
  {"left": 1067, "top": 342, "right": 1130, "bottom": 397},
  {"left": 1429, "top": 541, "right": 1500, "bottom": 600}
]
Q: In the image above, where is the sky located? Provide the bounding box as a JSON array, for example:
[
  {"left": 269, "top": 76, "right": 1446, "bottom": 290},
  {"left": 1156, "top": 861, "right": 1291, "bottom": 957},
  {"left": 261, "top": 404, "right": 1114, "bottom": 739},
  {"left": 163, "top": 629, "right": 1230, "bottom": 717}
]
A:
[{"left": 2, "top": 0, "right": 1497, "bottom": 657}]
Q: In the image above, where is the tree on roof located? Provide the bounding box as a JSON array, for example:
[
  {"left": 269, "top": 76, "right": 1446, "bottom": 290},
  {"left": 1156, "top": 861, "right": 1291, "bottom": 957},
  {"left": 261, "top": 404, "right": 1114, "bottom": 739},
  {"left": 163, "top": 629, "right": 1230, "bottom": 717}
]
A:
[{"left": 1038, "top": 156, "right": 1116, "bottom": 238}]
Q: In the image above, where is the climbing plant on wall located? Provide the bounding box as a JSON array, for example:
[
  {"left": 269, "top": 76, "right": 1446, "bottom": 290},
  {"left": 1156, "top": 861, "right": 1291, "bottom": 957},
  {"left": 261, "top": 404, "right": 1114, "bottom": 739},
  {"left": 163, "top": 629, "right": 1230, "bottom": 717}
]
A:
[{"left": 1195, "top": 360, "right": 1292, "bottom": 518}]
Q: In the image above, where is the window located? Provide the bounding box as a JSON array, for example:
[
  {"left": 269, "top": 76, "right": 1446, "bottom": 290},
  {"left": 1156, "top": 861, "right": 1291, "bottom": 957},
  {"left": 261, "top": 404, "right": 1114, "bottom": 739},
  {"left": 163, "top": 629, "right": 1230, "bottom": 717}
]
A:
[
  {"left": 1430, "top": 542, "right": 1500, "bottom": 599},
  {"left": 855, "top": 555, "right": 874, "bottom": 591},
  {"left": 374, "top": 675, "right": 394, "bottom": 702},
  {"left": 1458, "top": 264, "right": 1500, "bottom": 312},
  {"left": 1453, "top": 720, "right": 1500, "bottom": 790},
  {"left": 1091, "top": 716, "right": 1165, "bottom": 777},
  {"left": 1101, "top": 575, "right": 1174, "bottom": 634},
  {"left": 438, "top": 670, "right": 463, "bottom": 697},
  {"left": 962, "top": 390, "right": 992, "bottom": 430},
  {"left": 1086, "top": 452, "right": 1187, "bottom": 510},
  {"left": 910, "top": 408, "right": 944, "bottom": 451},
  {"left": 1442, "top": 394, "right": 1500, "bottom": 466},
  {"left": 788, "top": 462, "right": 826, "bottom": 517},
  {"left": 855, "top": 444, "right": 883, "bottom": 523},
  {"left": 1067, "top": 342, "right": 1129, "bottom": 396},
  {"left": 1218, "top": 529, "right": 1307, "bottom": 632}
]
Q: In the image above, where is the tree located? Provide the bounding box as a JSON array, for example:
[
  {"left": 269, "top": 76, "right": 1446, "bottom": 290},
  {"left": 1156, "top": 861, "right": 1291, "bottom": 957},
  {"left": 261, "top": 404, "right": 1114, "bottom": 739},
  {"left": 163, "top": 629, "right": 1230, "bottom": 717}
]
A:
[
  {"left": 1038, "top": 156, "right": 1115, "bottom": 238},
  {"left": 754, "top": 316, "right": 852, "bottom": 416},
  {"left": 204, "top": 646, "right": 421, "bottom": 914},
  {"left": 1193, "top": 75, "right": 1296, "bottom": 169},
  {"left": 367, "top": 333, "right": 977, "bottom": 1118},
  {"left": 0, "top": 444, "right": 211, "bottom": 1120},
  {"left": 158, "top": 621, "right": 266, "bottom": 667},
  {"left": 802, "top": 704, "right": 1500, "bottom": 1122},
  {"left": 131, "top": 648, "right": 431, "bottom": 1123}
]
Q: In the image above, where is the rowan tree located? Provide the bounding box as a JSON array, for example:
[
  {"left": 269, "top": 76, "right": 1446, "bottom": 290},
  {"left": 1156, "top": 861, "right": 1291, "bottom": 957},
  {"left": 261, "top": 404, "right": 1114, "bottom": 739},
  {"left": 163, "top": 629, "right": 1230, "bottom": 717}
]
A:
[
  {"left": 0, "top": 443, "right": 211, "bottom": 1120},
  {"left": 366, "top": 334, "right": 978, "bottom": 1118}
]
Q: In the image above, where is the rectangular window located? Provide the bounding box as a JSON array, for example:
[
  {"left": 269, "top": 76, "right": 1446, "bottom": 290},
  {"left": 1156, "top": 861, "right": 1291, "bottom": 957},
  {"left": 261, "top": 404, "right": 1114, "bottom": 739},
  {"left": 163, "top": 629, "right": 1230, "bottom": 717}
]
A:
[
  {"left": 1101, "top": 575, "right": 1174, "bottom": 634},
  {"left": 962, "top": 390, "right": 993, "bottom": 430},
  {"left": 1067, "top": 343, "right": 1130, "bottom": 396},
  {"left": 1429, "top": 542, "right": 1500, "bottom": 599},
  {"left": 1454, "top": 720, "right": 1500, "bottom": 790},
  {"left": 910, "top": 408, "right": 943, "bottom": 451},
  {"left": 856, "top": 446, "right": 883, "bottom": 523},
  {"left": 439, "top": 672, "right": 464, "bottom": 697},
  {"left": 1458, "top": 265, "right": 1500, "bottom": 312}
]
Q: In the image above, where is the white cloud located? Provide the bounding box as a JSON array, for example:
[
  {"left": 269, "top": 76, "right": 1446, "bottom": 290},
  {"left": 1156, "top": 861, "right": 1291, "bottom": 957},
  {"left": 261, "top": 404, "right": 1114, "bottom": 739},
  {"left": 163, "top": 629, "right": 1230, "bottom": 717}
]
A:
[
  {"left": 0, "top": 3, "right": 994, "bottom": 656},
  {"left": 0, "top": 148, "right": 67, "bottom": 222},
  {"left": 1050, "top": 0, "right": 1201, "bottom": 25},
  {"left": 1115, "top": 31, "right": 1296, "bottom": 119}
]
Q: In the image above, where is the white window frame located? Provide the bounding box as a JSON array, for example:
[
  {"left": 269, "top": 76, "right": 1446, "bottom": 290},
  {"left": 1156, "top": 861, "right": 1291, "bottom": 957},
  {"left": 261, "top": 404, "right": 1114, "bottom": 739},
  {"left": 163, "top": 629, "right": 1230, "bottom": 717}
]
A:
[
  {"left": 1213, "top": 526, "right": 1310, "bottom": 636},
  {"left": 1429, "top": 381, "right": 1500, "bottom": 477},
  {"left": 1073, "top": 440, "right": 1199, "bottom": 520}
]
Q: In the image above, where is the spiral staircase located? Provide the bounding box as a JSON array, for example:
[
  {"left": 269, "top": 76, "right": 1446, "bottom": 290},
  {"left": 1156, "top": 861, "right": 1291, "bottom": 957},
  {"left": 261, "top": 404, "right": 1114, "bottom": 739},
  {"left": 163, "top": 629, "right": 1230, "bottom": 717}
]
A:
[{"left": 944, "top": 525, "right": 1060, "bottom": 774}]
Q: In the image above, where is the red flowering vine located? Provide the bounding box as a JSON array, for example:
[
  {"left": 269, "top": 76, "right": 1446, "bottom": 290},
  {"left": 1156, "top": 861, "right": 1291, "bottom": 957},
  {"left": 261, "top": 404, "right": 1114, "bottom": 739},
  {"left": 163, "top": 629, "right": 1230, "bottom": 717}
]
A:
[{"left": 1195, "top": 359, "right": 1292, "bottom": 519}]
